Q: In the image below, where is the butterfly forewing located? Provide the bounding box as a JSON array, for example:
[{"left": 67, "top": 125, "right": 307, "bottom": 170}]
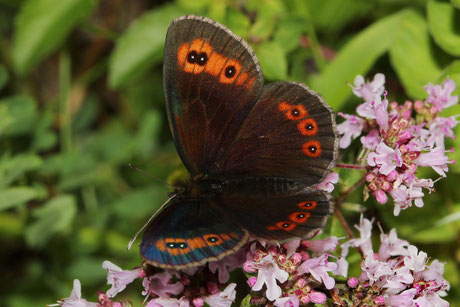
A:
[
  {"left": 220, "top": 82, "right": 339, "bottom": 186},
  {"left": 163, "top": 15, "right": 264, "bottom": 176}
]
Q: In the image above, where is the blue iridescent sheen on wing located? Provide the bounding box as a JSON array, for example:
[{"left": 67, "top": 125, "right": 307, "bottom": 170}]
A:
[{"left": 140, "top": 199, "right": 248, "bottom": 269}]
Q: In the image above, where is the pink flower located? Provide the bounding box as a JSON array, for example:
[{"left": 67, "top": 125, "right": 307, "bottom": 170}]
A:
[
  {"left": 251, "top": 255, "right": 289, "bottom": 301},
  {"left": 347, "top": 277, "right": 359, "bottom": 288},
  {"left": 315, "top": 172, "right": 339, "bottom": 192},
  {"left": 367, "top": 142, "right": 403, "bottom": 175},
  {"left": 426, "top": 116, "right": 457, "bottom": 148},
  {"left": 299, "top": 254, "right": 337, "bottom": 289},
  {"left": 247, "top": 276, "right": 257, "bottom": 287},
  {"left": 415, "top": 146, "right": 449, "bottom": 177},
  {"left": 274, "top": 295, "right": 299, "bottom": 307},
  {"left": 424, "top": 77, "right": 458, "bottom": 111},
  {"left": 378, "top": 228, "right": 409, "bottom": 261},
  {"left": 146, "top": 297, "right": 190, "bottom": 307},
  {"left": 361, "top": 129, "right": 381, "bottom": 149},
  {"left": 203, "top": 283, "right": 236, "bottom": 307},
  {"left": 341, "top": 216, "right": 373, "bottom": 257},
  {"left": 102, "top": 260, "right": 143, "bottom": 298},
  {"left": 142, "top": 270, "right": 184, "bottom": 298},
  {"left": 359, "top": 254, "right": 392, "bottom": 285},
  {"left": 385, "top": 289, "right": 417, "bottom": 306},
  {"left": 352, "top": 73, "right": 386, "bottom": 102},
  {"left": 383, "top": 266, "right": 414, "bottom": 294},
  {"left": 422, "top": 259, "right": 445, "bottom": 281},
  {"left": 52, "top": 279, "right": 99, "bottom": 307},
  {"left": 209, "top": 249, "right": 246, "bottom": 283},
  {"left": 403, "top": 245, "right": 427, "bottom": 272},
  {"left": 337, "top": 113, "right": 364, "bottom": 148},
  {"left": 307, "top": 291, "right": 327, "bottom": 304},
  {"left": 308, "top": 236, "right": 339, "bottom": 254}
]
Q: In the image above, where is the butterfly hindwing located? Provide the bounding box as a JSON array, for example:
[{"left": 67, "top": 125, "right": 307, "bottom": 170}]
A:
[
  {"left": 220, "top": 82, "right": 339, "bottom": 186},
  {"left": 140, "top": 198, "right": 249, "bottom": 269},
  {"left": 163, "top": 15, "right": 264, "bottom": 176},
  {"left": 218, "top": 187, "right": 333, "bottom": 241}
]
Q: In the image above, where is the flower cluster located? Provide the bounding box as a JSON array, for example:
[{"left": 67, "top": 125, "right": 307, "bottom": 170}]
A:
[
  {"left": 243, "top": 237, "right": 343, "bottom": 305},
  {"left": 337, "top": 74, "right": 458, "bottom": 215},
  {"left": 52, "top": 217, "right": 450, "bottom": 306},
  {"left": 336, "top": 217, "right": 450, "bottom": 306}
]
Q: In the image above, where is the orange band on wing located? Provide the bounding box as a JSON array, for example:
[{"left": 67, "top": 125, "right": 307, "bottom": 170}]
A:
[{"left": 176, "top": 39, "right": 253, "bottom": 88}]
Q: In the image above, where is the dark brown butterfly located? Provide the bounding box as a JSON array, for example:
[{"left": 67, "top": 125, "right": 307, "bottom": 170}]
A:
[{"left": 140, "top": 15, "right": 339, "bottom": 269}]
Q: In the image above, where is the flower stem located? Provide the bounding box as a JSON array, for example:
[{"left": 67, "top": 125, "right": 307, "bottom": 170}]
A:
[
  {"left": 334, "top": 174, "right": 367, "bottom": 239},
  {"left": 334, "top": 208, "right": 354, "bottom": 239}
]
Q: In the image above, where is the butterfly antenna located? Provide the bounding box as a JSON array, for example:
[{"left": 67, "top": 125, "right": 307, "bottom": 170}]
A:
[
  {"left": 128, "top": 163, "right": 176, "bottom": 187},
  {"left": 127, "top": 194, "right": 177, "bottom": 250}
]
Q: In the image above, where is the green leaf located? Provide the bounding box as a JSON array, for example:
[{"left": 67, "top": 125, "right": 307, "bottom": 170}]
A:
[
  {"left": 389, "top": 10, "right": 442, "bottom": 99},
  {"left": 25, "top": 195, "right": 77, "bottom": 247},
  {"left": 304, "top": 0, "right": 374, "bottom": 34},
  {"left": 273, "top": 17, "right": 306, "bottom": 54},
  {"left": 253, "top": 42, "right": 287, "bottom": 80},
  {"left": 452, "top": 0, "right": 460, "bottom": 9},
  {"left": 428, "top": 0, "right": 460, "bottom": 56},
  {"left": 0, "top": 95, "right": 37, "bottom": 136},
  {"left": 310, "top": 10, "right": 408, "bottom": 109},
  {"left": 0, "top": 153, "right": 43, "bottom": 188},
  {"left": 225, "top": 7, "right": 250, "bottom": 38},
  {"left": 13, "top": 0, "right": 98, "bottom": 75},
  {"left": 0, "top": 64, "right": 8, "bottom": 90},
  {"left": 0, "top": 186, "right": 47, "bottom": 211},
  {"left": 408, "top": 223, "right": 456, "bottom": 243},
  {"left": 108, "top": 4, "right": 184, "bottom": 88}
]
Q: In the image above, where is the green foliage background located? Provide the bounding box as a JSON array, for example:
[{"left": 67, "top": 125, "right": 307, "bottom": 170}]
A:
[{"left": 1, "top": 0, "right": 460, "bottom": 305}]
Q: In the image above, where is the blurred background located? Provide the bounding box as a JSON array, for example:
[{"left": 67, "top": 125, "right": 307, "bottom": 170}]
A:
[{"left": 0, "top": 0, "right": 459, "bottom": 305}]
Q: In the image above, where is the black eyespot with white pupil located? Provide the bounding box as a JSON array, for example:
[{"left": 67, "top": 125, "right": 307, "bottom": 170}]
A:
[
  {"left": 297, "top": 213, "right": 306, "bottom": 218},
  {"left": 225, "top": 66, "right": 236, "bottom": 78},
  {"left": 187, "top": 50, "right": 198, "bottom": 63},
  {"left": 166, "top": 243, "right": 176, "bottom": 248},
  {"left": 197, "top": 52, "right": 207, "bottom": 66},
  {"left": 309, "top": 146, "right": 317, "bottom": 153},
  {"left": 306, "top": 124, "right": 314, "bottom": 130},
  {"left": 207, "top": 236, "right": 219, "bottom": 243},
  {"left": 291, "top": 109, "right": 300, "bottom": 117},
  {"left": 282, "top": 223, "right": 290, "bottom": 228}
]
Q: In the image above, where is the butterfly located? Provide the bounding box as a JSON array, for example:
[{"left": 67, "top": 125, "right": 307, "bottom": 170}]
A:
[{"left": 140, "top": 15, "right": 339, "bottom": 269}]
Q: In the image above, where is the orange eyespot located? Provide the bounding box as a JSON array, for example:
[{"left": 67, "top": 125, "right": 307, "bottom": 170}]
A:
[
  {"left": 275, "top": 221, "right": 297, "bottom": 231},
  {"left": 302, "top": 140, "right": 321, "bottom": 157},
  {"left": 289, "top": 212, "right": 311, "bottom": 224},
  {"left": 298, "top": 118, "right": 318, "bottom": 136},
  {"left": 158, "top": 238, "right": 192, "bottom": 255},
  {"left": 277, "top": 102, "right": 308, "bottom": 120},
  {"left": 203, "top": 234, "right": 223, "bottom": 246},
  {"left": 298, "top": 201, "right": 318, "bottom": 210}
]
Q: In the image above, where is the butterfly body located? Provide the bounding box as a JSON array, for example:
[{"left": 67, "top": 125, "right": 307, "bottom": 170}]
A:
[{"left": 140, "top": 15, "right": 339, "bottom": 269}]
